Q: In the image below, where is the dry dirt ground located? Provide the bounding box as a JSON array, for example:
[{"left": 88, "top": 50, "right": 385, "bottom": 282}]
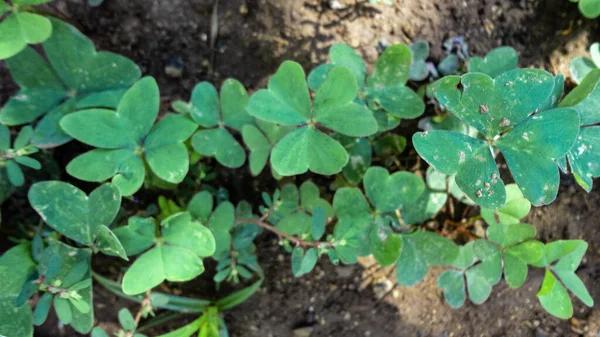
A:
[{"left": 1, "top": 0, "right": 599, "bottom": 336}]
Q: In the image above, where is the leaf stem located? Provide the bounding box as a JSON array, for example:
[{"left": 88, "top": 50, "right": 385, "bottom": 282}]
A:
[{"left": 235, "top": 217, "right": 334, "bottom": 249}]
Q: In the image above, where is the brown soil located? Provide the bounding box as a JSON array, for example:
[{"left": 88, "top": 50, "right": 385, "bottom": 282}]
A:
[{"left": 1, "top": 0, "right": 599, "bottom": 336}]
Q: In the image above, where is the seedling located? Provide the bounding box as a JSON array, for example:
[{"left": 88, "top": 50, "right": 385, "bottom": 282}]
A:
[{"left": 0, "top": 125, "right": 40, "bottom": 187}]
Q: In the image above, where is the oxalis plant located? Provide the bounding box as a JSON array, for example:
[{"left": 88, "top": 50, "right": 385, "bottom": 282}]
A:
[{"left": 0, "top": 18, "right": 596, "bottom": 337}]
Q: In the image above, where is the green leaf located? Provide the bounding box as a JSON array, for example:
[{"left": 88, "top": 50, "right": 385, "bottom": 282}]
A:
[
  {"left": 33, "top": 292, "right": 53, "bottom": 326},
  {"left": 413, "top": 130, "right": 506, "bottom": 209},
  {"left": 433, "top": 69, "right": 555, "bottom": 138},
  {"left": 113, "top": 217, "right": 156, "bottom": 256},
  {"left": 278, "top": 211, "right": 311, "bottom": 236},
  {"left": 300, "top": 181, "right": 334, "bottom": 217},
  {"left": 37, "top": 240, "right": 93, "bottom": 333},
  {"left": 293, "top": 248, "right": 318, "bottom": 277},
  {"left": 188, "top": 82, "right": 220, "bottom": 127},
  {"left": 0, "top": 12, "right": 51, "bottom": 60},
  {"left": 14, "top": 125, "right": 33, "bottom": 149},
  {"left": 0, "top": 295, "right": 33, "bottom": 337},
  {"left": 61, "top": 77, "right": 158, "bottom": 147},
  {"left": 401, "top": 188, "right": 447, "bottom": 225},
  {"left": 570, "top": 57, "right": 596, "bottom": 85},
  {"left": 366, "top": 44, "right": 411, "bottom": 88},
  {"left": 247, "top": 61, "right": 311, "bottom": 125},
  {"left": 409, "top": 41, "right": 430, "bottom": 81},
  {"left": 192, "top": 127, "right": 246, "bottom": 168},
  {"left": 144, "top": 114, "right": 197, "bottom": 182},
  {"left": 214, "top": 279, "right": 262, "bottom": 311},
  {"left": 467, "top": 46, "right": 518, "bottom": 78},
  {"left": 551, "top": 241, "right": 593, "bottom": 307},
  {"left": 14, "top": 156, "right": 42, "bottom": 170},
  {"left": 363, "top": 166, "right": 425, "bottom": 213},
  {"left": 188, "top": 191, "right": 214, "bottom": 223},
  {"left": 437, "top": 270, "right": 466, "bottom": 308},
  {"left": 66, "top": 148, "right": 145, "bottom": 196},
  {"left": 328, "top": 44, "right": 367, "bottom": 89},
  {"left": 271, "top": 126, "right": 348, "bottom": 176},
  {"left": 122, "top": 244, "right": 205, "bottom": 295},
  {"left": 333, "top": 135, "right": 372, "bottom": 185},
  {"left": 396, "top": 235, "right": 428, "bottom": 286},
  {"left": 0, "top": 244, "right": 37, "bottom": 295},
  {"left": 333, "top": 187, "right": 372, "bottom": 232},
  {"left": 496, "top": 108, "right": 579, "bottom": 206},
  {"left": 487, "top": 223, "right": 536, "bottom": 247},
  {"left": 220, "top": 79, "right": 252, "bottom": 130},
  {"left": 118, "top": 308, "right": 136, "bottom": 331},
  {"left": 54, "top": 297, "right": 72, "bottom": 324},
  {"left": 95, "top": 225, "right": 128, "bottom": 260},
  {"left": 396, "top": 231, "right": 459, "bottom": 286},
  {"left": 92, "top": 327, "right": 110, "bottom": 337},
  {"left": 162, "top": 212, "right": 216, "bottom": 257},
  {"left": 537, "top": 270, "right": 573, "bottom": 319},
  {"left": 481, "top": 184, "right": 531, "bottom": 225},
  {"left": 0, "top": 125, "right": 9, "bottom": 151},
  {"left": 363, "top": 85, "right": 425, "bottom": 119},
  {"left": 311, "top": 206, "right": 326, "bottom": 240},
  {"left": 579, "top": 0, "right": 600, "bottom": 18},
  {"left": 44, "top": 19, "right": 141, "bottom": 93},
  {"left": 29, "top": 182, "right": 121, "bottom": 247},
  {"left": 242, "top": 125, "right": 271, "bottom": 175},
  {"left": 369, "top": 226, "right": 402, "bottom": 267},
  {"left": 312, "top": 66, "right": 377, "bottom": 137},
  {"left": 6, "top": 160, "right": 25, "bottom": 186},
  {"left": 504, "top": 241, "right": 544, "bottom": 288}
]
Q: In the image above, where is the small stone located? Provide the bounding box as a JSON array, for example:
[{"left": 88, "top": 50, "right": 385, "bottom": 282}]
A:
[
  {"left": 329, "top": 0, "right": 346, "bottom": 9},
  {"left": 165, "top": 57, "right": 184, "bottom": 78},
  {"left": 293, "top": 327, "right": 314, "bottom": 337},
  {"left": 239, "top": 3, "right": 248, "bottom": 15},
  {"left": 343, "top": 312, "right": 351, "bottom": 321},
  {"left": 373, "top": 279, "right": 393, "bottom": 300}
]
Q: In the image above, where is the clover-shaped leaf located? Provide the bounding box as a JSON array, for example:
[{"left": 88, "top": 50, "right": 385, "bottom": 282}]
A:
[
  {"left": 409, "top": 40, "right": 430, "bottom": 81},
  {"left": 0, "top": 0, "right": 53, "bottom": 60},
  {"left": 486, "top": 222, "right": 542, "bottom": 288},
  {"left": 481, "top": 184, "right": 531, "bottom": 225},
  {"left": 0, "top": 125, "right": 41, "bottom": 187},
  {"left": 122, "top": 212, "right": 216, "bottom": 295},
  {"left": 396, "top": 231, "right": 459, "bottom": 286},
  {"left": 183, "top": 79, "right": 253, "bottom": 168},
  {"left": 28, "top": 181, "right": 127, "bottom": 259},
  {"left": 187, "top": 191, "right": 235, "bottom": 258},
  {"left": 364, "top": 166, "right": 425, "bottom": 213},
  {"left": 61, "top": 77, "right": 198, "bottom": 196},
  {"left": 558, "top": 69, "right": 600, "bottom": 191},
  {"left": 467, "top": 46, "right": 518, "bottom": 78},
  {"left": 578, "top": 0, "right": 600, "bottom": 19},
  {"left": 242, "top": 119, "right": 294, "bottom": 176},
  {"left": 249, "top": 61, "right": 377, "bottom": 175},
  {"left": 369, "top": 223, "right": 402, "bottom": 267},
  {"left": 415, "top": 69, "right": 580, "bottom": 208},
  {"left": 1, "top": 19, "right": 141, "bottom": 147},
  {"left": 112, "top": 217, "right": 156, "bottom": 256},
  {"left": 533, "top": 240, "right": 593, "bottom": 319}
]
